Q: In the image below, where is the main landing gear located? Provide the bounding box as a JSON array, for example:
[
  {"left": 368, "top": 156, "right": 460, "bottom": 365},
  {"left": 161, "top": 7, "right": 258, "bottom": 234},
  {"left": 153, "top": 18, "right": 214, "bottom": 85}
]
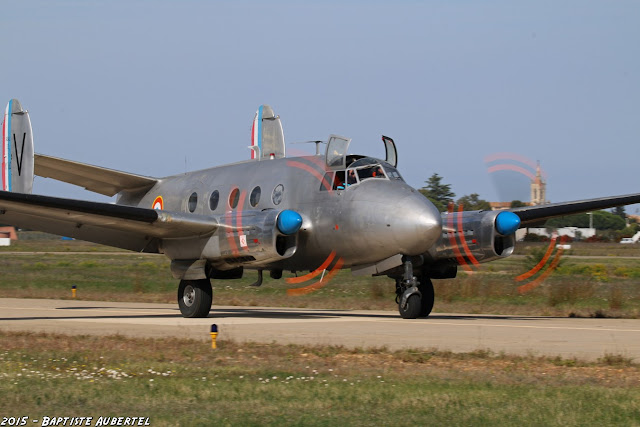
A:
[
  {"left": 178, "top": 279, "right": 212, "bottom": 318},
  {"left": 395, "top": 256, "right": 434, "bottom": 319}
]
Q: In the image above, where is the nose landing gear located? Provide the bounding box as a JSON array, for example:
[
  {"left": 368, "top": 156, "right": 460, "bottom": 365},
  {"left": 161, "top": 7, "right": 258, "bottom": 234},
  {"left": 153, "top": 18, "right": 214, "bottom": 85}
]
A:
[{"left": 395, "top": 256, "right": 434, "bottom": 319}]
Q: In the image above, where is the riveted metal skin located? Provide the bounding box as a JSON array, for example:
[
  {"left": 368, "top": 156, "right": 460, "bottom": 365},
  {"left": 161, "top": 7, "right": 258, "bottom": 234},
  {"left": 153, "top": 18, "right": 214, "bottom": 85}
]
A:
[{"left": 119, "top": 155, "right": 443, "bottom": 275}]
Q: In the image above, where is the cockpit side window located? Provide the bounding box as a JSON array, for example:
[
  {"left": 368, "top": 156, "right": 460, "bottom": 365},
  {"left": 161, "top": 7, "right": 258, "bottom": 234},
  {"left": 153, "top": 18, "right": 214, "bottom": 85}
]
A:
[
  {"left": 333, "top": 171, "right": 346, "bottom": 190},
  {"left": 320, "top": 172, "right": 334, "bottom": 191}
]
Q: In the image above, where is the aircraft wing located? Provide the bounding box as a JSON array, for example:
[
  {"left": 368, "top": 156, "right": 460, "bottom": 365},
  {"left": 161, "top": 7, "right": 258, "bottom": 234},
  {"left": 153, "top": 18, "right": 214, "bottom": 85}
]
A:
[
  {"left": 510, "top": 193, "right": 640, "bottom": 226},
  {"left": 34, "top": 154, "right": 158, "bottom": 196},
  {"left": 0, "top": 191, "right": 218, "bottom": 252}
]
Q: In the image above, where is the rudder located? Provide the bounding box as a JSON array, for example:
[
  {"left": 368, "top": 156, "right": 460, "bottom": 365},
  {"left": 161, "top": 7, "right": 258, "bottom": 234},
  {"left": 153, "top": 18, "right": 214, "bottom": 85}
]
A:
[
  {"left": 2, "top": 99, "right": 34, "bottom": 193},
  {"left": 249, "top": 104, "right": 285, "bottom": 160}
]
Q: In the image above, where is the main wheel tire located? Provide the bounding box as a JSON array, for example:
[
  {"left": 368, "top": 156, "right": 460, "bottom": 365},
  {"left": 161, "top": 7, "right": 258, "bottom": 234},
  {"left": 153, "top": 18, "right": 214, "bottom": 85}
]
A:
[
  {"left": 419, "top": 277, "right": 435, "bottom": 317},
  {"left": 399, "top": 293, "right": 422, "bottom": 319},
  {"left": 177, "top": 279, "right": 212, "bottom": 318}
]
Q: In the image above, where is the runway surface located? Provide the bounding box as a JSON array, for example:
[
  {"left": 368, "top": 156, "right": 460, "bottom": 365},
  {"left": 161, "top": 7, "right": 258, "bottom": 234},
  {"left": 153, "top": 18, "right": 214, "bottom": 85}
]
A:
[{"left": 1, "top": 298, "right": 639, "bottom": 361}]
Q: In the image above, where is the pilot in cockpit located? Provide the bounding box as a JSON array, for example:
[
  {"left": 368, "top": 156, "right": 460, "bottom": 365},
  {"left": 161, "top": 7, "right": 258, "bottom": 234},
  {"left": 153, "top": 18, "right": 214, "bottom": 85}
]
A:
[{"left": 347, "top": 169, "right": 357, "bottom": 185}]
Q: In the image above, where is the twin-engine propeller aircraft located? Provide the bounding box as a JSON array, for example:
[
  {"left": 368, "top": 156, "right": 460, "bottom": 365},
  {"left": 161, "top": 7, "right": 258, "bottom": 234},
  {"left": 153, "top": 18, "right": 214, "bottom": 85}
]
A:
[{"left": 2, "top": 99, "right": 640, "bottom": 319}]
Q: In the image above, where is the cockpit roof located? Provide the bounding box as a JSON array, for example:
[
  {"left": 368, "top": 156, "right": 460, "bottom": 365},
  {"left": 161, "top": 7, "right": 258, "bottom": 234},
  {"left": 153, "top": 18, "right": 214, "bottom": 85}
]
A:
[
  {"left": 346, "top": 156, "right": 396, "bottom": 170},
  {"left": 325, "top": 135, "right": 398, "bottom": 170},
  {"left": 348, "top": 156, "right": 381, "bottom": 168}
]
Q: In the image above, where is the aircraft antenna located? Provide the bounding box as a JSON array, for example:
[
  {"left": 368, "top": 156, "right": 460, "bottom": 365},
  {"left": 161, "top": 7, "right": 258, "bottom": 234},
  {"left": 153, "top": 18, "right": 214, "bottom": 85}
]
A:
[{"left": 291, "top": 140, "right": 326, "bottom": 155}]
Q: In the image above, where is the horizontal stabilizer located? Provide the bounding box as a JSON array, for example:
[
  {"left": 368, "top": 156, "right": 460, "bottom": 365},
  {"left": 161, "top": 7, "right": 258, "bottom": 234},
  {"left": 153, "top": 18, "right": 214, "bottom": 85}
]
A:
[
  {"left": 34, "top": 154, "right": 158, "bottom": 196},
  {"left": 511, "top": 193, "right": 640, "bottom": 225},
  {"left": 0, "top": 191, "right": 218, "bottom": 252}
]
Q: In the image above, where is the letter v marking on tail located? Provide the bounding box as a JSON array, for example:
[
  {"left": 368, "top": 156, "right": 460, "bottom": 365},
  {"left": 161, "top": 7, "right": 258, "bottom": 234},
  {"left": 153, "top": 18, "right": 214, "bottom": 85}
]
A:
[{"left": 12, "top": 133, "right": 25, "bottom": 176}]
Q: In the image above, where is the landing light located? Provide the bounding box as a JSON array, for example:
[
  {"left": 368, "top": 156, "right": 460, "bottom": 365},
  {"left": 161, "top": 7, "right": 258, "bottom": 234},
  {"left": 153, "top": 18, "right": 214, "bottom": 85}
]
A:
[{"left": 496, "top": 211, "right": 521, "bottom": 235}]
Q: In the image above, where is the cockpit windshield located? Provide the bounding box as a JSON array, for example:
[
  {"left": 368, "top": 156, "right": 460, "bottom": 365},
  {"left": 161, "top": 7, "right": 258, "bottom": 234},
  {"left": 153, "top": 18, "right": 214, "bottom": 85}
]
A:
[
  {"left": 382, "top": 164, "right": 403, "bottom": 181},
  {"left": 348, "top": 157, "right": 404, "bottom": 182},
  {"left": 356, "top": 165, "right": 386, "bottom": 181},
  {"left": 319, "top": 157, "right": 403, "bottom": 191}
]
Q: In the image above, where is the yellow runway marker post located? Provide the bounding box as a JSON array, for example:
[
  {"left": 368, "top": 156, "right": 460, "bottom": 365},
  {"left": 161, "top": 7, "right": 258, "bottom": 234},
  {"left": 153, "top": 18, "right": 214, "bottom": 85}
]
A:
[
  {"left": 71, "top": 285, "right": 76, "bottom": 298},
  {"left": 210, "top": 324, "right": 218, "bottom": 349}
]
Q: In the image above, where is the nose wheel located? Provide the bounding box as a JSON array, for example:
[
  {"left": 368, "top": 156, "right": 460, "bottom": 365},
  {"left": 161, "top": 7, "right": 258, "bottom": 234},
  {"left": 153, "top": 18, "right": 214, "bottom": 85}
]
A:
[
  {"left": 395, "top": 257, "right": 435, "bottom": 319},
  {"left": 178, "top": 279, "right": 212, "bottom": 318},
  {"left": 396, "top": 277, "right": 435, "bottom": 318}
]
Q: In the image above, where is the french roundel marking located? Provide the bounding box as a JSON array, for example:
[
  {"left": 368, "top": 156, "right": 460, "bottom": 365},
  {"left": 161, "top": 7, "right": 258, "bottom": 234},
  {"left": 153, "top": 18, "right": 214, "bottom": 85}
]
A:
[{"left": 152, "top": 196, "right": 164, "bottom": 210}]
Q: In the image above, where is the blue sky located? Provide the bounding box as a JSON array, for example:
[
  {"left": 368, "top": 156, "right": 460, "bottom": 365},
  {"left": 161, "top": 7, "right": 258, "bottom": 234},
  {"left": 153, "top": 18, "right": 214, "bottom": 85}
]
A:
[{"left": 3, "top": 1, "right": 639, "bottom": 210}]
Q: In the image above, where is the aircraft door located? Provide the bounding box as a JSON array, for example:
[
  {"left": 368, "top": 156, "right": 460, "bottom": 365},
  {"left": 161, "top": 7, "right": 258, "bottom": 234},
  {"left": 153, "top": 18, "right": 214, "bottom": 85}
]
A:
[
  {"left": 382, "top": 135, "right": 397, "bottom": 167},
  {"left": 325, "top": 134, "right": 351, "bottom": 170}
]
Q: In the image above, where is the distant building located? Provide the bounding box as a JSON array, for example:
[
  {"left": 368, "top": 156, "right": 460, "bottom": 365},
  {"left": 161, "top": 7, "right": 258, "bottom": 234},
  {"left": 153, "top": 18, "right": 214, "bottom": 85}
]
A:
[
  {"left": 526, "top": 227, "right": 596, "bottom": 239},
  {"left": 530, "top": 162, "right": 547, "bottom": 206},
  {"left": 488, "top": 201, "right": 514, "bottom": 211},
  {"left": 490, "top": 161, "right": 547, "bottom": 211},
  {"left": 0, "top": 226, "right": 17, "bottom": 246},
  {"left": 0, "top": 227, "right": 18, "bottom": 240}
]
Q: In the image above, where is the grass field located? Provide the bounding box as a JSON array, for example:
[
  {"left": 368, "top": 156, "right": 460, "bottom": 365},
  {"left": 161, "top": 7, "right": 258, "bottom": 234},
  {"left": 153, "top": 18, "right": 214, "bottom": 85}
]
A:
[
  {"left": 1, "top": 238, "right": 640, "bottom": 318},
  {"left": 2, "top": 331, "right": 640, "bottom": 426}
]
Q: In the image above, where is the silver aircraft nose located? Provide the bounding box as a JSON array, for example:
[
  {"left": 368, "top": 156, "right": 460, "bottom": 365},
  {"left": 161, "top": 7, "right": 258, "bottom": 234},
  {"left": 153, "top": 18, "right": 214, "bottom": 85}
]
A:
[
  {"left": 336, "top": 183, "right": 444, "bottom": 265},
  {"left": 387, "top": 193, "right": 442, "bottom": 255}
]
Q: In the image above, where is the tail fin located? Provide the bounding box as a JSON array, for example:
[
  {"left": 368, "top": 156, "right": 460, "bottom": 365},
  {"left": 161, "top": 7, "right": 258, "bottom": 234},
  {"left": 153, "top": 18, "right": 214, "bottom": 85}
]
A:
[
  {"left": 2, "top": 99, "right": 34, "bottom": 193},
  {"left": 249, "top": 104, "right": 285, "bottom": 160}
]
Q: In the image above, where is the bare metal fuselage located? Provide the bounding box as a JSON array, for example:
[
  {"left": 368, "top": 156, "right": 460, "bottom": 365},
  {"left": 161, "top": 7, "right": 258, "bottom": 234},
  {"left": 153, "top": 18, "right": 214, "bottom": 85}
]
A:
[{"left": 117, "top": 154, "right": 442, "bottom": 276}]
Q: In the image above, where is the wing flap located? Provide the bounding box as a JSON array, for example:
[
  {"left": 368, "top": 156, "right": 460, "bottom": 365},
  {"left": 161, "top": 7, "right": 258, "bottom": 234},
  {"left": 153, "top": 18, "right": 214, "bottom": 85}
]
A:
[
  {"left": 34, "top": 154, "right": 158, "bottom": 196},
  {"left": 0, "top": 191, "right": 218, "bottom": 252},
  {"left": 511, "top": 193, "right": 640, "bottom": 225}
]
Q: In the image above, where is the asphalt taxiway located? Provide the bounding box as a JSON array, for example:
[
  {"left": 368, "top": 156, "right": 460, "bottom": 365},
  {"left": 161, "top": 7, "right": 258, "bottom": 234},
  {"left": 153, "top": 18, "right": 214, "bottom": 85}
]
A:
[{"left": 1, "top": 298, "right": 639, "bottom": 361}]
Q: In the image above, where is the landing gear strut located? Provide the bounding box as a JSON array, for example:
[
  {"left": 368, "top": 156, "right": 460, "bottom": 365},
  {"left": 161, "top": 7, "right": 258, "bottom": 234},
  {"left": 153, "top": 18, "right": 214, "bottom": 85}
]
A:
[
  {"left": 395, "top": 256, "right": 434, "bottom": 319},
  {"left": 177, "top": 278, "right": 212, "bottom": 318}
]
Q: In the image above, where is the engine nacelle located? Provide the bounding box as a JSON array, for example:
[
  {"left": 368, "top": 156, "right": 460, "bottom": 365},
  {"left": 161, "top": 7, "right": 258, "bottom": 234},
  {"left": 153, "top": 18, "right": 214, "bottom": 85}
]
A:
[
  {"left": 164, "top": 209, "right": 302, "bottom": 279},
  {"left": 205, "top": 209, "right": 301, "bottom": 270},
  {"left": 427, "top": 210, "right": 519, "bottom": 266}
]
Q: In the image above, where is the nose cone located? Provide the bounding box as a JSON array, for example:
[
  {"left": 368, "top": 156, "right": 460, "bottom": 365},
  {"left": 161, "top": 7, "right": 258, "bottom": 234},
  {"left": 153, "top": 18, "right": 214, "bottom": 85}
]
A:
[
  {"left": 388, "top": 193, "right": 442, "bottom": 255},
  {"left": 334, "top": 183, "right": 444, "bottom": 264}
]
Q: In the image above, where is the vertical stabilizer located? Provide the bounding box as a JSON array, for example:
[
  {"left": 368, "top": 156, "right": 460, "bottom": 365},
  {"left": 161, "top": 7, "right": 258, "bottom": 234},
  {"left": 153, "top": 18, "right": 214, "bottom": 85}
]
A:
[
  {"left": 2, "top": 99, "right": 34, "bottom": 193},
  {"left": 250, "top": 104, "right": 285, "bottom": 160}
]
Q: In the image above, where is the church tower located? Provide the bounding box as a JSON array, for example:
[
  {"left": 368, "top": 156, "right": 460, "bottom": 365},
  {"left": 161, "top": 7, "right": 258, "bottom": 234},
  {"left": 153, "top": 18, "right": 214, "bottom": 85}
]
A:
[{"left": 530, "top": 162, "right": 546, "bottom": 205}]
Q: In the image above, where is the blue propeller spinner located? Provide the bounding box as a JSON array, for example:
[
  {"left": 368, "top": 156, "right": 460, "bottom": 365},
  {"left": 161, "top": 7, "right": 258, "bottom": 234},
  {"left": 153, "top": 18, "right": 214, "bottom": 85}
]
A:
[
  {"left": 277, "top": 210, "right": 303, "bottom": 235},
  {"left": 495, "top": 211, "right": 521, "bottom": 235}
]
